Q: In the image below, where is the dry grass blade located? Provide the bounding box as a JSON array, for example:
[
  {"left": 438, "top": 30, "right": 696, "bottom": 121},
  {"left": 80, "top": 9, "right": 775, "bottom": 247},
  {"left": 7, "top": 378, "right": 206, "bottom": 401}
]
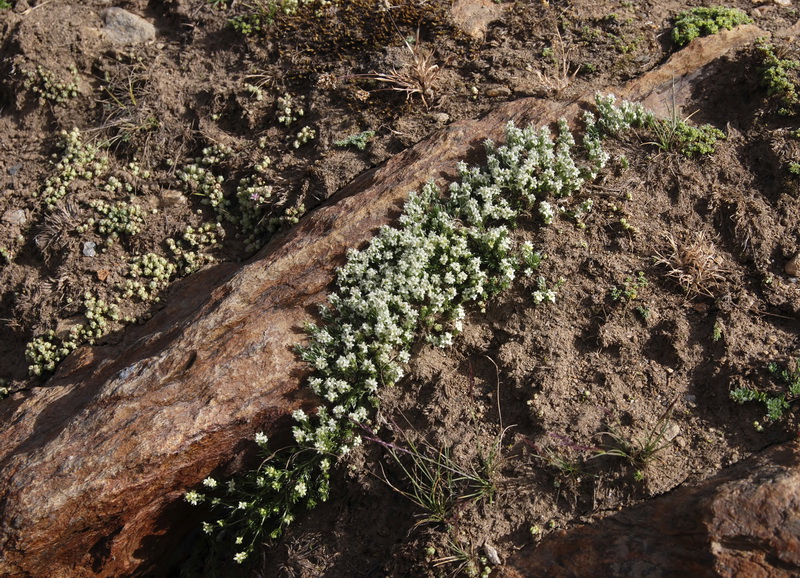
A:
[
  {"left": 654, "top": 231, "right": 728, "bottom": 297},
  {"left": 92, "top": 58, "right": 160, "bottom": 156},
  {"left": 534, "top": 26, "right": 578, "bottom": 94}
]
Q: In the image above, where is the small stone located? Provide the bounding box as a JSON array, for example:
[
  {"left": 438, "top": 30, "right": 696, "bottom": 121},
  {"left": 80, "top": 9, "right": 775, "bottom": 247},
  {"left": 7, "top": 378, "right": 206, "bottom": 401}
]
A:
[
  {"left": 486, "top": 86, "right": 512, "bottom": 97},
  {"left": 785, "top": 253, "right": 799, "bottom": 276},
  {"left": 2, "top": 209, "right": 27, "bottom": 225},
  {"left": 101, "top": 8, "right": 156, "bottom": 45},
  {"left": 431, "top": 112, "right": 450, "bottom": 124},
  {"left": 664, "top": 423, "right": 681, "bottom": 442},
  {"left": 450, "top": 0, "right": 505, "bottom": 39},
  {"left": 484, "top": 543, "right": 502, "bottom": 565},
  {"left": 83, "top": 241, "right": 97, "bottom": 257},
  {"left": 8, "top": 164, "right": 22, "bottom": 176},
  {"left": 159, "top": 190, "right": 187, "bottom": 208},
  {"left": 774, "top": 0, "right": 791, "bottom": 6}
]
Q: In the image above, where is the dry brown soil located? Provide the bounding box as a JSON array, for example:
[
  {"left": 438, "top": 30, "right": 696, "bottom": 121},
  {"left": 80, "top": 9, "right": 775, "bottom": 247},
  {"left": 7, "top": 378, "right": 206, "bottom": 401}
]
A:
[{"left": 1, "top": 0, "right": 799, "bottom": 576}]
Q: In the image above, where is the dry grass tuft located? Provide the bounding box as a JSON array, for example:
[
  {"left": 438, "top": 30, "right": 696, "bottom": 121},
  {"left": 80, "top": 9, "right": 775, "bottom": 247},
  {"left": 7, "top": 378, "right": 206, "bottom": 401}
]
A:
[
  {"left": 343, "top": 30, "right": 440, "bottom": 109},
  {"left": 654, "top": 231, "right": 728, "bottom": 297},
  {"left": 534, "top": 27, "right": 578, "bottom": 94},
  {"left": 35, "top": 200, "right": 82, "bottom": 263}
]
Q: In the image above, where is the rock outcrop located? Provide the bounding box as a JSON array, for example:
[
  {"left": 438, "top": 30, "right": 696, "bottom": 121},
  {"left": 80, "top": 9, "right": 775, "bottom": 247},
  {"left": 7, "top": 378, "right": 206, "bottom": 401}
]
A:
[
  {"left": 501, "top": 440, "right": 800, "bottom": 577},
  {"left": 0, "top": 25, "right": 765, "bottom": 577}
]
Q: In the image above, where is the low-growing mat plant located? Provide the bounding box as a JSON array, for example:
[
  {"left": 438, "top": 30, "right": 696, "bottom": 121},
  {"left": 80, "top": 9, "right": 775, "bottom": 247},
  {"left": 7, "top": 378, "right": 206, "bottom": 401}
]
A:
[
  {"left": 22, "top": 64, "right": 80, "bottom": 105},
  {"left": 756, "top": 39, "right": 800, "bottom": 116},
  {"left": 334, "top": 130, "right": 376, "bottom": 150},
  {"left": 38, "top": 128, "right": 109, "bottom": 206},
  {"left": 182, "top": 93, "right": 660, "bottom": 562},
  {"left": 644, "top": 113, "right": 725, "bottom": 157},
  {"left": 671, "top": 6, "right": 752, "bottom": 47},
  {"left": 730, "top": 358, "right": 800, "bottom": 424}
]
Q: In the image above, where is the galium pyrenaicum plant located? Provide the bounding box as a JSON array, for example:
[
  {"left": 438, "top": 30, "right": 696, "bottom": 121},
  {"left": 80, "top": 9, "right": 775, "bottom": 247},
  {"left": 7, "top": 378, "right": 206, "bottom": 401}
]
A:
[{"left": 187, "top": 94, "right": 654, "bottom": 563}]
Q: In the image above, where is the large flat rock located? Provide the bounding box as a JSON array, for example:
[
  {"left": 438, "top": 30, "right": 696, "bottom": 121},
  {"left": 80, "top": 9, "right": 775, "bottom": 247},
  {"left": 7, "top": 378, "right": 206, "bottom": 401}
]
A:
[
  {"left": 0, "top": 25, "right": 764, "bottom": 577},
  {"left": 501, "top": 440, "right": 800, "bottom": 577}
]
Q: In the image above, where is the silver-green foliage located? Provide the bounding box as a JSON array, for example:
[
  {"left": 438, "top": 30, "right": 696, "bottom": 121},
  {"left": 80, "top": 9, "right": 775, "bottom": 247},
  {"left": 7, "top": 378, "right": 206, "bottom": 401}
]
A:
[
  {"left": 25, "top": 293, "right": 120, "bottom": 376},
  {"left": 121, "top": 253, "right": 177, "bottom": 301},
  {"left": 188, "top": 94, "right": 648, "bottom": 563},
  {"left": 87, "top": 199, "right": 147, "bottom": 243},
  {"left": 23, "top": 65, "right": 79, "bottom": 105},
  {"left": 730, "top": 359, "right": 800, "bottom": 423},
  {"left": 335, "top": 131, "right": 376, "bottom": 150},
  {"left": 39, "top": 129, "right": 109, "bottom": 205}
]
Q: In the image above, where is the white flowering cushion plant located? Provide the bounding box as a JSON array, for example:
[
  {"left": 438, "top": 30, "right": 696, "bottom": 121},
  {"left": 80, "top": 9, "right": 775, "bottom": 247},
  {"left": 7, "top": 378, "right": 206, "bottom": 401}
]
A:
[{"left": 187, "top": 94, "right": 653, "bottom": 563}]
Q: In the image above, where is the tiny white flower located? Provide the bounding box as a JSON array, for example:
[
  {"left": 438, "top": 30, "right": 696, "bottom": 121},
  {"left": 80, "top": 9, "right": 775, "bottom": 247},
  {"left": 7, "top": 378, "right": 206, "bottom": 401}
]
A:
[
  {"left": 233, "top": 551, "right": 248, "bottom": 564},
  {"left": 184, "top": 491, "right": 203, "bottom": 505},
  {"left": 202, "top": 477, "right": 217, "bottom": 489},
  {"left": 255, "top": 432, "right": 269, "bottom": 446}
]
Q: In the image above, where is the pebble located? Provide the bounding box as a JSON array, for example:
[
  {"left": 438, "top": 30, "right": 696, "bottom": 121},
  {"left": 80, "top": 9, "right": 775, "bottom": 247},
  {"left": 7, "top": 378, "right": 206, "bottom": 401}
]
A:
[
  {"left": 2, "top": 209, "right": 27, "bottom": 226},
  {"left": 483, "top": 543, "right": 501, "bottom": 565},
  {"left": 785, "top": 253, "right": 799, "bottom": 276},
  {"left": 664, "top": 423, "right": 681, "bottom": 442},
  {"left": 101, "top": 7, "right": 156, "bottom": 45},
  {"left": 83, "top": 241, "right": 97, "bottom": 258},
  {"left": 159, "top": 190, "right": 187, "bottom": 208},
  {"left": 431, "top": 112, "right": 450, "bottom": 124},
  {"left": 486, "top": 86, "right": 512, "bottom": 97}
]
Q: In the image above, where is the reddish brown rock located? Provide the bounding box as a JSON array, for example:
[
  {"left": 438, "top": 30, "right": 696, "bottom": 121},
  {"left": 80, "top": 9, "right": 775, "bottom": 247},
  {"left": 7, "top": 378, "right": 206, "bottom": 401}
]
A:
[
  {"left": 0, "top": 26, "right": 768, "bottom": 577},
  {"left": 450, "top": 0, "right": 506, "bottom": 40},
  {"left": 501, "top": 441, "right": 800, "bottom": 578}
]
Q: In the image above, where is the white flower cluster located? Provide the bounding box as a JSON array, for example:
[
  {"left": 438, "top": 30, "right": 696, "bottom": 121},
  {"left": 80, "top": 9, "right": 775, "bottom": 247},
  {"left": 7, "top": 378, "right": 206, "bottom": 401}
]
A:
[
  {"left": 531, "top": 276, "right": 559, "bottom": 304},
  {"left": 476, "top": 118, "right": 584, "bottom": 208},
  {"left": 590, "top": 93, "right": 653, "bottom": 136},
  {"left": 582, "top": 94, "right": 652, "bottom": 179},
  {"left": 188, "top": 94, "right": 652, "bottom": 562},
  {"left": 519, "top": 242, "right": 544, "bottom": 277}
]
